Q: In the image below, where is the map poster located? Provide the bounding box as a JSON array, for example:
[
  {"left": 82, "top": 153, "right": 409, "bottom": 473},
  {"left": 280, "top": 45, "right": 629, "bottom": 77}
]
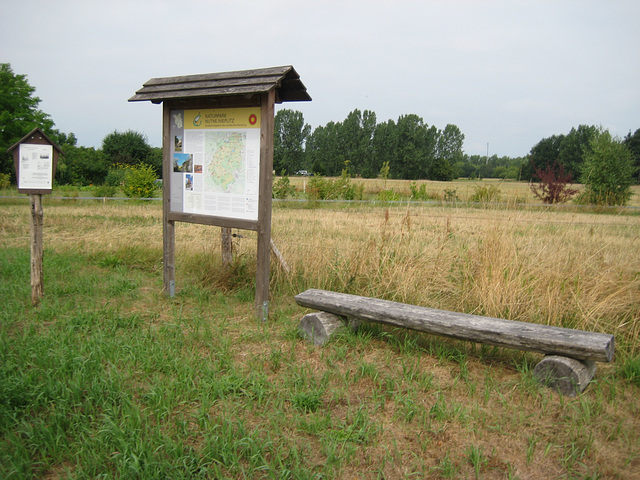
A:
[
  {"left": 18, "top": 144, "right": 54, "bottom": 190},
  {"left": 169, "top": 107, "right": 261, "bottom": 221}
]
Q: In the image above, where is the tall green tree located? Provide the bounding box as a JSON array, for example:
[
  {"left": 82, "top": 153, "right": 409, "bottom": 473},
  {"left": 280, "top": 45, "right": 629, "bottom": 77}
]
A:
[
  {"left": 432, "top": 124, "right": 465, "bottom": 181},
  {"left": 0, "top": 63, "right": 68, "bottom": 177},
  {"left": 624, "top": 128, "right": 640, "bottom": 183},
  {"left": 146, "top": 147, "right": 163, "bottom": 178},
  {"left": 394, "top": 115, "right": 437, "bottom": 180},
  {"left": 580, "top": 129, "right": 635, "bottom": 205},
  {"left": 372, "top": 119, "right": 398, "bottom": 178},
  {"left": 557, "top": 125, "right": 598, "bottom": 179},
  {"left": 55, "top": 145, "right": 108, "bottom": 186},
  {"left": 101, "top": 130, "right": 152, "bottom": 168},
  {"left": 525, "top": 125, "right": 597, "bottom": 181},
  {"left": 525, "top": 134, "right": 564, "bottom": 180},
  {"left": 358, "top": 110, "right": 378, "bottom": 178},
  {"left": 273, "top": 109, "right": 310, "bottom": 175},
  {"left": 337, "top": 109, "right": 378, "bottom": 177},
  {"left": 306, "top": 122, "right": 342, "bottom": 176}
]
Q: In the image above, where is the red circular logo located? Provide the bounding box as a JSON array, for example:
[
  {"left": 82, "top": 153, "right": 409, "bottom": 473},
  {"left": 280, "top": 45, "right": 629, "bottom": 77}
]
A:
[{"left": 249, "top": 114, "right": 257, "bottom": 125}]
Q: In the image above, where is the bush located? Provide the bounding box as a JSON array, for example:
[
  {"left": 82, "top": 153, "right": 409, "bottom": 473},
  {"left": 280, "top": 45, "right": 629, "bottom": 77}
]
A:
[
  {"left": 104, "top": 165, "right": 126, "bottom": 187},
  {"left": 443, "top": 189, "right": 459, "bottom": 202},
  {"left": 0, "top": 173, "right": 10, "bottom": 189},
  {"left": 580, "top": 130, "right": 635, "bottom": 206},
  {"left": 307, "top": 170, "right": 363, "bottom": 201},
  {"left": 378, "top": 189, "right": 400, "bottom": 202},
  {"left": 307, "top": 175, "right": 330, "bottom": 200},
  {"left": 122, "top": 164, "right": 158, "bottom": 198},
  {"left": 409, "top": 183, "right": 437, "bottom": 201},
  {"left": 273, "top": 174, "right": 296, "bottom": 199},
  {"left": 529, "top": 162, "right": 579, "bottom": 204},
  {"left": 94, "top": 184, "right": 118, "bottom": 198},
  {"left": 334, "top": 172, "right": 363, "bottom": 200},
  {"left": 470, "top": 184, "right": 502, "bottom": 204}
]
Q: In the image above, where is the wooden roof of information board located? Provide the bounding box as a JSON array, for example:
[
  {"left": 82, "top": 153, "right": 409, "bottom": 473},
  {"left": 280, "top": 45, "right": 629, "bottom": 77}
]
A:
[
  {"left": 7, "top": 127, "right": 63, "bottom": 154},
  {"left": 129, "top": 65, "right": 311, "bottom": 104}
]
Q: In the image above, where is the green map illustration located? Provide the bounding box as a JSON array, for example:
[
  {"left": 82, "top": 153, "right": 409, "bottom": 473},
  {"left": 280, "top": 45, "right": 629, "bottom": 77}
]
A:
[{"left": 204, "top": 131, "right": 246, "bottom": 194}]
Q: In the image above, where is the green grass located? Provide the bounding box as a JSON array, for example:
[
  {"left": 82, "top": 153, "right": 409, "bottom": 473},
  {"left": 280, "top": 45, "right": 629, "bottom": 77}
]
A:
[
  {"left": 1, "top": 199, "right": 640, "bottom": 478},
  {"left": 618, "top": 354, "right": 640, "bottom": 387}
]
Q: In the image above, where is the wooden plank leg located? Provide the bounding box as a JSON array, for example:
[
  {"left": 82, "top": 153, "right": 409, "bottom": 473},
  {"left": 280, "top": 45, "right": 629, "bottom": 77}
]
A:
[{"left": 255, "top": 89, "right": 275, "bottom": 321}]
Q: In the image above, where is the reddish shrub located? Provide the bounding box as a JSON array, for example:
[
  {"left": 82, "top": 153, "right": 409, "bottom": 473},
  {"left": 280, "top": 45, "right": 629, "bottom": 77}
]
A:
[{"left": 530, "top": 163, "right": 579, "bottom": 204}]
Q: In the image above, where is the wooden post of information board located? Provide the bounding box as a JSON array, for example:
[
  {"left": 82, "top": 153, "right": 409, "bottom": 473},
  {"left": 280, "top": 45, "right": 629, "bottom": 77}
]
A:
[
  {"left": 161, "top": 103, "right": 176, "bottom": 297},
  {"left": 30, "top": 194, "right": 44, "bottom": 305},
  {"left": 256, "top": 89, "right": 276, "bottom": 320},
  {"left": 221, "top": 227, "right": 233, "bottom": 268},
  {"left": 7, "top": 128, "right": 62, "bottom": 306}
]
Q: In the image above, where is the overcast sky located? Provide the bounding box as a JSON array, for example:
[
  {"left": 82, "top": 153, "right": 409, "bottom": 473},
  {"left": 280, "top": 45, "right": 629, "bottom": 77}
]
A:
[{"left": 2, "top": 0, "right": 639, "bottom": 158}]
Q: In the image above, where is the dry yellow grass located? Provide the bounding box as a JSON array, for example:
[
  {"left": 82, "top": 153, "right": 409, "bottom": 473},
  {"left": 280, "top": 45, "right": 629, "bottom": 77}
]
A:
[
  {"left": 269, "top": 203, "right": 640, "bottom": 353},
  {"left": 3, "top": 195, "right": 637, "bottom": 354}
]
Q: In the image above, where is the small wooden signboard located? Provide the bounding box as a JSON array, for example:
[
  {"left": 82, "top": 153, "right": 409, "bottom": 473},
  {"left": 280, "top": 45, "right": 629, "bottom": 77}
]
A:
[
  {"left": 7, "top": 128, "right": 62, "bottom": 305},
  {"left": 9, "top": 127, "right": 60, "bottom": 195},
  {"left": 129, "top": 66, "right": 311, "bottom": 320}
]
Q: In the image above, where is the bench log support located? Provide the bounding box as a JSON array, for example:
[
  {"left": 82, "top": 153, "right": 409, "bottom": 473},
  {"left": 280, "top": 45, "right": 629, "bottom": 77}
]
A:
[
  {"left": 299, "top": 311, "right": 359, "bottom": 346},
  {"left": 533, "top": 356, "right": 597, "bottom": 397}
]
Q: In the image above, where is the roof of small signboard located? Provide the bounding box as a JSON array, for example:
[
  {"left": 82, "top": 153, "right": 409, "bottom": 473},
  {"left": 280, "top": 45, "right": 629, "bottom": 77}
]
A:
[
  {"left": 128, "top": 65, "right": 311, "bottom": 104},
  {"left": 6, "top": 127, "right": 63, "bottom": 153}
]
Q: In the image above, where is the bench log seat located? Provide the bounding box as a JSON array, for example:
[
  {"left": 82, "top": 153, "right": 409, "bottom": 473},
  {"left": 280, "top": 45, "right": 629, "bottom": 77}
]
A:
[{"left": 295, "top": 289, "right": 615, "bottom": 396}]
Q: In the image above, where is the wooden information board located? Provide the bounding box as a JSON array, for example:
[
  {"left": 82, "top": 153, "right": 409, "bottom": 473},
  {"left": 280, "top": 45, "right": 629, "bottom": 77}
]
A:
[
  {"left": 7, "top": 127, "right": 62, "bottom": 305},
  {"left": 130, "top": 66, "right": 311, "bottom": 320}
]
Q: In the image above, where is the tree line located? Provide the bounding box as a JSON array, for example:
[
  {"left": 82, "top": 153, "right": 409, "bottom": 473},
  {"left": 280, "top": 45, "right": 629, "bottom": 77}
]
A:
[
  {"left": 2, "top": 63, "right": 639, "bottom": 200},
  {"left": 526, "top": 125, "right": 640, "bottom": 183},
  {"left": 275, "top": 108, "right": 478, "bottom": 180},
  {"left": 275, "top": 108, "right": 640, "bottom": 187}
]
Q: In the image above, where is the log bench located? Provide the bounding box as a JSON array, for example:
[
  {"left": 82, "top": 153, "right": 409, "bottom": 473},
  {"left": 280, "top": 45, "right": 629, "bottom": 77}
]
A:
[{"left": 295, "top": 289, "right": 615, "bottom": 396}]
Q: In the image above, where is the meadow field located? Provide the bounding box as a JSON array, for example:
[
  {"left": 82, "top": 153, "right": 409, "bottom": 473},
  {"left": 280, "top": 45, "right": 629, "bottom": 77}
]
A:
[
  {"left": 1, "top": 180, "right": 639, "bottom": 479},
  {"left": 285, "top": 177, "right": 640, "bottom": 208}
]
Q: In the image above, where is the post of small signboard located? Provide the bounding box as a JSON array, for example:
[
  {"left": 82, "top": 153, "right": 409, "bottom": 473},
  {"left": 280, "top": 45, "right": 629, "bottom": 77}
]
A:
[
  {"left": 7, "top": 128, "right": 62, "bottom": 306},
  {"left": 129, "top": 66, "right": 311, "bottom": 320}
]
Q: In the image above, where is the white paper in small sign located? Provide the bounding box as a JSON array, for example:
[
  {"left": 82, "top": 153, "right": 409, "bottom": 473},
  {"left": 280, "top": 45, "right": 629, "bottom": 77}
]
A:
[{"left": 18, "top": 144, "right": 53, "bottom": 190}]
